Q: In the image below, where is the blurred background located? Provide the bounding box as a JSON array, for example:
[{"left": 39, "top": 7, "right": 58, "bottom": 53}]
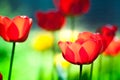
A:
[
  {"left": 0, "top": 0, "right": 120, "bottom": 80},
  {"left": 1, "top": 0, "right": 120, "bottom": 29}
]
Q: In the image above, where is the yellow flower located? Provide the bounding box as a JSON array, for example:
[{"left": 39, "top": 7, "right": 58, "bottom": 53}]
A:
[
  {"left": 59, "top": 29, "right": 79, "bottom": 42},
  {"left": 32, "top": 32, "right": 54, "bottom": 51},
  {"left": 54, "top": 53, "right": 70, "bottom": 69}
]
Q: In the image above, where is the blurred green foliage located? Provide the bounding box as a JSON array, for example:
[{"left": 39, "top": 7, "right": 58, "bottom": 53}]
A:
[{"left": 0, "top": 30, "right": 120, "bottom": 80}]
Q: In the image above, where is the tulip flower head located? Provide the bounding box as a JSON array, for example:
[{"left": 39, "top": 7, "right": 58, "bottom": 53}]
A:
[
  {"left": 0, "top": 15, "right": 32, "bottom": 42},
  {"left": 103, "top": 38, "right": 120, "bottom": 56},
  {"left": 58, "top": 32, "right": 103, "bottom": 65},
  {"left": 32, "top": 32, "right": 54, "bottom": 51},
  {"left": 96, "top": 24, "right": 118, "bottom": 49},
  {"left": 35, "top": 10, "right": 65, "bottom": 31},
  {"left": 53, "top": 0, "right": 90, "bottom": 16},
  {"left": 0, "top": 73, "right": 2, "bottom": 80}
]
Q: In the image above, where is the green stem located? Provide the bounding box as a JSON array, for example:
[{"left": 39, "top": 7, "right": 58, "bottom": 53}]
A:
[
  {"left": 70, "top": 16, "right": 75, "bottom": 31},
  {"left": 51, "top": 31, "right": 57, "bottom": 80},
  {"left": 90, "top": 63, "right": 93, "bottom": 80},
  {"left": 98, "top": 55, "right": 102, "bottom": 80},
  {"left": 109, "top": 57, "right": 113, "bottom": 80},
  {"left": 70, "top": 16, "right": 75, "bottom": 41},
  {"left": 80, "top": 65, "right": 83, "bottom": 80},
  {"left": 8, "top": 42, "right": 16, "bottom": 80},
  {"left": 67, "top": 65, "right": 71, "bottom": 80}
]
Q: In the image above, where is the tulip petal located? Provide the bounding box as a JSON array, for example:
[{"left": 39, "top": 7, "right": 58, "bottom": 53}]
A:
[
  {"left": 2, "top": 16, "right": 11, "bottom": 28},
  {"left": 58, "top": 41, "right": 75, "bottom": 64},
  {"left": 18, "top": 18, "right": 32, "bottom": 42},
  {"left": 97, "top": 24, "right": 118, "bottom": 49},
  {"left": 79, "top": 47, "right": 89, "bottom": 64},
  {"left": 104, "top": 38, "right": 120, "bottom": 56},
  {"left": 7, "top": 22, "right": 19, "bottom": 41},
  {"left": 82, "top": 0, "right": 90, "bottom": 13},
  {"left": 63, "top": 47, "right": 75, "bottom": 64},
  {"left": 36, "top": 11, "right": 47, "bottom": 29},
  {"left": 0, "top": 23, "right": 5, "bottom": 37},
  {"left": 0, "top": 16, "right": 14, "bottom": 41},
  {"left": 58, "top": 41, "right": 68, "bottom": 54},
  {"left": 36, "top": 11, "right": 65, "bottom": 31},
  {"left": 13, "top": 16, "right": 28, "bottom": 36},
  {"left": 54, "top": 0, "right": 90, "bottom": 15},
  {"left": 77, "top": 32, "right": 93, "bottom": 41},
  {"left": 36, "top": 11, "right": 46, "bottom": 25},
  {"left": 69, "top": 43, "right": 81, "bottom": 62},
  {"left": 13, "top": 16, "right": 25, "bottom": 32},
  {"left": 82, "top": 40, "right": 99, "bottom": 62},
  {"left": 60, "top": 0, "right": 73, "bottom": 15},
  {"left": 12, "top": 16, "right": 32, "bottom": 41}
]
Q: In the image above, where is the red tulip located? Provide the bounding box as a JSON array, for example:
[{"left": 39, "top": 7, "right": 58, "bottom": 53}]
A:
[
  {"left": 103, "top": 38, "right": 120, "bottom": 56},
  {"left": 96, "top": 24, "right": 118, "bottom": 50},
  {"left": 35, "top": 10, "right": 65, "bottom": 31},
  {"left": 0, "top": 73, "right": 2, "bottom": 80},
  {"left": 53, "top": 0, "right": 90, "bottom": 16},
  {"left": 58, "top": 32, "right": 103, "bottom": 64},
  {"left": 76, "top": 32, "right": 106, "bottom": 53},
  {"left": 0, "top": 15, "right": 32, "bottom": 42}
]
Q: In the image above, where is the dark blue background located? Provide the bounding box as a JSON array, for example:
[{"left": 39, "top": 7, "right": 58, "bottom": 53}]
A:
[{"left": 0, "top": 0, "right": 120, "bottom": 30}]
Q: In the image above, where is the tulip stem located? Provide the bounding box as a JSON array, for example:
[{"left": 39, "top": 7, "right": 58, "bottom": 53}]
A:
[
  {"left": 70, "top": 16, "right": 75, "bottom": 30},
  {"left": 80, "top": 64, "right": 83, "bottom": 80},
  {"left": 70, "top": 16, "right": 75, "bottom": 41},
  {"left": 51, "top": 31, "right": 57, "bottom": 80},
  {"left": 109, "top": 57, "right": 113, "bottom": 80},
  {"left": 67, "top": 65, "right": 71, "bottom": 80},
  {"left": 98, "top": 54, "right": 102, "bottom": 80},
  {"left": 90, "top": 63, "right": 93, "bottom": 80},
  {"left": 8, "top": 42, "right": 16, "bottom": 80}
]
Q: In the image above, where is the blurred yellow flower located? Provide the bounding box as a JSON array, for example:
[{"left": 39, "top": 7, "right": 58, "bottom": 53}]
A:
[
  {"left": 54, "top": 53, "right": 70, "bottom": 69},
  {"left": 59, "top": 29, "right": 79, "bottom": 42},
  {"left": 32, "top": 32, "right": 54, "bottom": 51}
]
